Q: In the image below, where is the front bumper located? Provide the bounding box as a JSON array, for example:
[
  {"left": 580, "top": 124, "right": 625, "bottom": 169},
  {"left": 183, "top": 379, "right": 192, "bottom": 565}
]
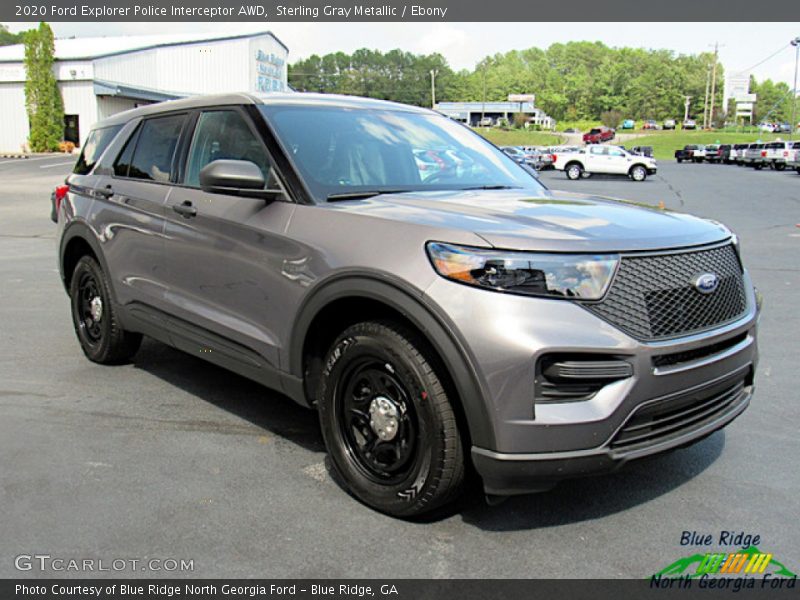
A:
[
  {"left": 473, "top": 369, "right": 752, "bottom": 495},
  {"left": 423, "top": 265, "right": 759, "bottom": 495}
]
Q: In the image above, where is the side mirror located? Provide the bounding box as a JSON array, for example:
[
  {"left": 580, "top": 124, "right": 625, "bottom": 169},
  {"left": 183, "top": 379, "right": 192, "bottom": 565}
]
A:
[{"left": 199, "top": 159, "right": 266, "bottom": 195}]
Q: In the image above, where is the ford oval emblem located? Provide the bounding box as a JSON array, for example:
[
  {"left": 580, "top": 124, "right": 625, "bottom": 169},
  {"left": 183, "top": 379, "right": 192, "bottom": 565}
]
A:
[{"left": 693, "top": 272, "right": 719, "bottom": 294}]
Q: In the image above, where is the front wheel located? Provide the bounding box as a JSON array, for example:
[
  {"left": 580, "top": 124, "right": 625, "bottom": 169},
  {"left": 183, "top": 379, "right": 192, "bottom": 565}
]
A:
[
  {"left": 566, "top": 163, "right": 583, "bottom": 180},
  {"left": 318, "top": 321, "right": 464, "bottom": 517},
  {"left": 630, "top": 165, "right": 647, "bottom": 181}
]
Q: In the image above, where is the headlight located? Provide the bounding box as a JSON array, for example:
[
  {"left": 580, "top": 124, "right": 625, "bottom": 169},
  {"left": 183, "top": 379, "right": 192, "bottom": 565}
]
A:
[{"left": 426, "top": 242, "right": 619, "bottom": 300}]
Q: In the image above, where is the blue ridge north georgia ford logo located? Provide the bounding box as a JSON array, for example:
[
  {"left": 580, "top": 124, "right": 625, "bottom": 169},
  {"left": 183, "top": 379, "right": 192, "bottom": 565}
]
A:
[{"left": 693, "top": 272, "right": 720, "bottom": 294}]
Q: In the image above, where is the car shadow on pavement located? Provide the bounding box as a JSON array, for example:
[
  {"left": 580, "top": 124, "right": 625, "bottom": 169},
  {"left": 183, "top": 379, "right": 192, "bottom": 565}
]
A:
[
  {"left": 127, "top": 338, "right": 725, "bottom": 527},
  {"left": 130, "top": 338, "right": 325, "bottom": 453},
  {"left": 458, "top": 432, "right": 725, "bottom": 531}
]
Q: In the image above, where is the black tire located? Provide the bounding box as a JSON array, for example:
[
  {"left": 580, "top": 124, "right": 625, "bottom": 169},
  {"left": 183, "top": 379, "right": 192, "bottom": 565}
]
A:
[
  {"left": 774, "top": 163, "right": 786, "bottom": 171},
  {"left": 676, "top": 158, "right": 683, "bottom": 163},
  {"left": 630, "top": 165, "right": 647, "bottom": 181},
  {"left": 69, "top": 255, "right": 142, "bottom": 364},
  {"left": 754, "top": 163, "right": 763, "bottom": 171},
  {"left": 565, "top": 162, "right": 583, "bottom": 180},
  {"left": 317, "top": 320, "right": 464, "bottom": 517}
]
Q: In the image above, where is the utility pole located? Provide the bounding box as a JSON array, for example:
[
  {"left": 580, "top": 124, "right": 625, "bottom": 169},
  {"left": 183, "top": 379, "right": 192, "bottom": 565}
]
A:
[
  {"left": 429, "top": 69, "right": 438, "bottom": 110},
  {"left": 684, "top": 96, "right": 692, "bottom": 122},
  {"left": 481, "top": 64, "right": 487, "bottom": 125},
  {"left": 702, "top": 65, "right": 711, "bottom": 129},
  {"left": 791, "top": 37, "right": 800, "bottom": 140},
  {"left": 708, "top": 42, "right": 721, "bottom": 129}
]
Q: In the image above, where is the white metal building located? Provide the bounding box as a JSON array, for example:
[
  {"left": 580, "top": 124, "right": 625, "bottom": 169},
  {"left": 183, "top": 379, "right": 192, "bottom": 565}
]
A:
[
  {"left": 436, "top": 95, "right": 554, "bottom": 129},
  {"left": 0, "top": 31, "right": 289, "bottom": 152}
]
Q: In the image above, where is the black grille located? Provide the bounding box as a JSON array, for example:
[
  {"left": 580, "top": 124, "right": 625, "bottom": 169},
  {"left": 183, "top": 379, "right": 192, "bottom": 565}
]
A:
[
  {"left": 585, "top": 244, "right": 747, "bottom": 340},
  {"left": 611, "top": 377, "right": 747, "bottom": 450},
  {"left": 652, "top": 333, "right": 748, "bottom": 369}
]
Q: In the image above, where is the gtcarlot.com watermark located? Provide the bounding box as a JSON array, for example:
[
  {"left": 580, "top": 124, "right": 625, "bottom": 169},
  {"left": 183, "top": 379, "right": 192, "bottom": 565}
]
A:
[{"left": 15, "top": 553, "right": 194, "bottom": 573}]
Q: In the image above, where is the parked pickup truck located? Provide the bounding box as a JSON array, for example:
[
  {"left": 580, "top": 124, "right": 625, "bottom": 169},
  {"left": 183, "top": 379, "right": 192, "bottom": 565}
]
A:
[
  {"left": 582, "top": 126, "right": 615, "bottom": 144},
  {"left": 675, "top": 144, "right": 704, "bottom": 163},
  {"left": 743, "top": 143, "right": 765, "bottom": 168},
  {"left": 787, "top": 148, "right": 800, "bottom": 173},
  {"left": 753, "top": 141, "right": 796, "bottom": 171},
  {"left": 554, "top": 145, "right": 657, "bottom": 181},
  {"left": 788, "top": 148, "right": 800, "bottom": 173}
]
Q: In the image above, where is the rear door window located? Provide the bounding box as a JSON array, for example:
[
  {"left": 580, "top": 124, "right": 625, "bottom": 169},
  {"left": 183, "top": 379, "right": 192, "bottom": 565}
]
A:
[
  {"left": 73, "top": 125, "right": 122, "bottom": 175},
  {"left": 118, "top": 114, "right": 187, "bottom": 182}
]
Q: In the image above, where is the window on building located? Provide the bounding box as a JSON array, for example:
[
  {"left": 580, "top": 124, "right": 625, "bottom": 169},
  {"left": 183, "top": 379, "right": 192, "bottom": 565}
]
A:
[
  {"left": 183, "top": 110, "right": 270, "bottom": 188},
  {"left": 64, "top": 115, "right": 80, "bottom": 145}
]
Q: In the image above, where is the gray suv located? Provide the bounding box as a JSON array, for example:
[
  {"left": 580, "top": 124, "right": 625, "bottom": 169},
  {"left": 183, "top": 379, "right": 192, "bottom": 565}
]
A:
[{"left": 57, "top": 93, "right": 759, "bottom": 517}]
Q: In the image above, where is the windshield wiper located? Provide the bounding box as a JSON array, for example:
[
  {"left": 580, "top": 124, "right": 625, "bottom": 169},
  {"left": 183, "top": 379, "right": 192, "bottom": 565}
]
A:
[
  {"left": 459, "top": 185, "right": 522, "bottom": 191},
  {"left": 326, "top": 189, "right": 414, "bottom": 202}
]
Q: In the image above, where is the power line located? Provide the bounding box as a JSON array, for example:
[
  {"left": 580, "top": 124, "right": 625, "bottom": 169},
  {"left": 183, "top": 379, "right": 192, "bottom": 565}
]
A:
[{"left": 729, "top": 43, "right": 791, "bottom": 77}]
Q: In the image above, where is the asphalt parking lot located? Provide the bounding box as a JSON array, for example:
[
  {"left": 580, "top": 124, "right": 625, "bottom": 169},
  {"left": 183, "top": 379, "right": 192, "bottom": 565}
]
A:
[{"left": 1, "top": 155, "right": 798, "bottom": 578}]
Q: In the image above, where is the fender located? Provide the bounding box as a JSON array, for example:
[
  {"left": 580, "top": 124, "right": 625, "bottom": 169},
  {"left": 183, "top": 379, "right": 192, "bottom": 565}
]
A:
[
  {"left": 288, "top": 272, "right": 497, "bottom": 449},
  {"left": 59, "top": 220, "right": 113, "bottom": 296}
]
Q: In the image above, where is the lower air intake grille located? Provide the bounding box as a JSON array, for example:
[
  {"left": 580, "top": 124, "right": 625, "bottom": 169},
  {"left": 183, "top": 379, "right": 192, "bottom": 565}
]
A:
[{"left": 611, "top": 377, "right": 747, "bottom": 450}]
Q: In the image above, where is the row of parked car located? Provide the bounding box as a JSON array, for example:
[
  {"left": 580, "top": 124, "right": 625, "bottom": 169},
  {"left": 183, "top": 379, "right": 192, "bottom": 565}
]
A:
[{"left": 675, "top": 141, "right": 800, "bottom": 172}]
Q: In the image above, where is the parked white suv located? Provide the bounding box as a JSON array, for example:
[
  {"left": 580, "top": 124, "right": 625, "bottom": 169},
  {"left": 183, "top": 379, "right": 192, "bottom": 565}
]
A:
[{"left": 553, "top": 145, "right": 657, "bottom": 181}]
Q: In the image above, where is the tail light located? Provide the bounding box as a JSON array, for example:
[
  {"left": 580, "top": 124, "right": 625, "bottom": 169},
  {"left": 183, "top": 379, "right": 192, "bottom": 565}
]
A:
[
  {"left": 551, "top": 154, "right": 557, "bottom": 162},
  {"left": 784, "top": 151, "right": 789, "bottom": 158},
  {"left": 761, "top": 150, "right": 767, "bottom": 157},
  {"left": 54, "top": 185, "right": 69, "bottom": 215}
]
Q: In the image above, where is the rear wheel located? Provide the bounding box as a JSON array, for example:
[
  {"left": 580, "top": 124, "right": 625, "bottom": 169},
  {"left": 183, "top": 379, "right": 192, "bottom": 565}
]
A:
[
  {"left": 318, "top": 321, "right": 464, "bottom": 517},
  {"left": 69, "top": 255, "right": 141, "bottom": 364},
  {"left": 774, "top": 162, "right": 786, "bottom": 171},
  {"left": 566, "top": 163, "right": 583, "bottom": 180}
]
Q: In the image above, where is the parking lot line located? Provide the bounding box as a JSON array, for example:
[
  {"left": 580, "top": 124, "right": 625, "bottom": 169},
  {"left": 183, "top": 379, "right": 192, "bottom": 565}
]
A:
[
  {"left": 0, "top": 155, "right": 74, "bottom": 166},
  {"left": 39, "top": 161, "right": 75, "bottom": 169}
]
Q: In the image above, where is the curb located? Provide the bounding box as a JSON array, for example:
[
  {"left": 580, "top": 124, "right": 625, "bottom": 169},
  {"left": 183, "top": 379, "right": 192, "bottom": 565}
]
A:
[{"left": 0, "top": 153, "right": 30, "bottom": 159}]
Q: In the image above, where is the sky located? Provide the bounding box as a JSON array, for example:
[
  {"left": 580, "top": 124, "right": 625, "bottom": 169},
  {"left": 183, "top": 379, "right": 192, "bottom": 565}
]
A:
[{"left": 4, "top": 21, "right": 800, "bottom": 88}]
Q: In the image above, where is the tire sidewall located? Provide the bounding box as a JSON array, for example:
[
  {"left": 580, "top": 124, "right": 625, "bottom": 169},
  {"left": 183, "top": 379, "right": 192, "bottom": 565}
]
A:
[{"left": 318, "top": 327, "right": 452, "bottom": 516}]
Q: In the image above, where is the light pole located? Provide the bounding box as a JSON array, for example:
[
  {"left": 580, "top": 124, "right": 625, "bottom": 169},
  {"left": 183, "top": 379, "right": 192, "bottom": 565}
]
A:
[
  {"left": 429, "top": 69, "right": 438, "bottom": 110},
  {"left": 791, "top": 37, "right": 800, "bottom": 140}
]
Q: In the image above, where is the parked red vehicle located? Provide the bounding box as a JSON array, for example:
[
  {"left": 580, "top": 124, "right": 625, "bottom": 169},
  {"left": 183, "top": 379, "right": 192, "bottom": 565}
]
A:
[{"left": 582, "top": 126, "right": 615, "bottom": 144}]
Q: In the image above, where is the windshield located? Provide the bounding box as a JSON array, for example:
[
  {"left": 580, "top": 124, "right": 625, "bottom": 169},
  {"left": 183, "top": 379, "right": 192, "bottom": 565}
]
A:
[{"left": 259, "top": 105, "right": 543, "bottom": 201}]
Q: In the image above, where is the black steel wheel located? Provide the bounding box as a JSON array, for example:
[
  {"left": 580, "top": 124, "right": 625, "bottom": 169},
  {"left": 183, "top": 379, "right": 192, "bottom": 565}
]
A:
[
  {"left": 69, "top": 255, "right": 142, "bottom": 364},
  {"left": 336, "top": 359, "right": 419, "bottom": 484},
  {"left": 318, "top": 321, "right": 464, "bottom": 517}
]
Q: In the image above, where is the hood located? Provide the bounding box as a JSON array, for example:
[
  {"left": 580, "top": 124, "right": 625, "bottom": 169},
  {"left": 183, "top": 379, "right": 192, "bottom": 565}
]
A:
[{"left": 334, "top": 188, "right": 731, "bottom": 253}]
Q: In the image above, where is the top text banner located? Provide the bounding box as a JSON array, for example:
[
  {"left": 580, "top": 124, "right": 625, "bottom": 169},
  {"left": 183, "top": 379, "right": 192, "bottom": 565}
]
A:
[{"left": 4, "top": 0, "right": 800, "bottom": 21}]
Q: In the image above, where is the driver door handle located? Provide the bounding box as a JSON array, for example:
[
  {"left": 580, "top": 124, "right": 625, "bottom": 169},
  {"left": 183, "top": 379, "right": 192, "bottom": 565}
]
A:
[{"left": 172, "top": 201, "right": 197, "bottom": 218}]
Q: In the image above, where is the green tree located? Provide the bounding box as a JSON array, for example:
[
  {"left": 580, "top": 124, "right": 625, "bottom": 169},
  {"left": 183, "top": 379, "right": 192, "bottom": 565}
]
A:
[
  {"left": 0, "top": 24, "right": 24, "bottom": 46},
  {"left": 24, "top": 22, "right": 64, "bottom": 152},
  {"left": 750, "top": 76, "right": 793, "bottom": 122}
]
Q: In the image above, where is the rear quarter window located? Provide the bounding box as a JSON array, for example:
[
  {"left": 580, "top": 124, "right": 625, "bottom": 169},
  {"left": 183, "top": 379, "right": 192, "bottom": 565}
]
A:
[{"left": 73, "top": 125, "right": 122, "bottom": 175}]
